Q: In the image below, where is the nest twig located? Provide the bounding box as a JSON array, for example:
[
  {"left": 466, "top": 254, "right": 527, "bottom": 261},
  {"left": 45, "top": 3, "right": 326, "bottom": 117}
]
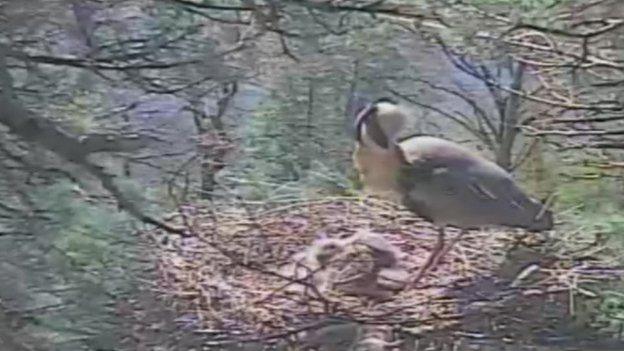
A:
[{"left": 149, "top": 196, "right": 620, "bottom": 342}]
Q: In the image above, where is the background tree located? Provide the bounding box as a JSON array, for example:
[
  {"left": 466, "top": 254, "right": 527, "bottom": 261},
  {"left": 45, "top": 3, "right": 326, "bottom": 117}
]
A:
[{"left": 1, "top": 0, "right": 624, "bottom": 349}]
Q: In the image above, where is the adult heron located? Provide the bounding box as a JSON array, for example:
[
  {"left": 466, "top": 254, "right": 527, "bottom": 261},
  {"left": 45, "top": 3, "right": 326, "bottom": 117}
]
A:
[{"left": 349, "top": 97, "right": 553, "bottom": 285}]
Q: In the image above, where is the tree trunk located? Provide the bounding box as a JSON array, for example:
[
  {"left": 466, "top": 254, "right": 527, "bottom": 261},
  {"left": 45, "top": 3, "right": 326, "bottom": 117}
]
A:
[
  {"left": 198, "top": 82, "right": 237, "bottom": 199},
  {"left": 496, "top": 62, "right": 525, "bottom": 171}
]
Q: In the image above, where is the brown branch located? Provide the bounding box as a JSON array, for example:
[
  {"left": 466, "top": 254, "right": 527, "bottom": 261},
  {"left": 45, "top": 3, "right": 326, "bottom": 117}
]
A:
[
  {"left": 389, "top": 88, "right": 496, "bottom": 151},
  {"left": 295, "top": 0, "right": 447, "bottom": 24},
  {"left": 497, "top": 61, "right": 525, "bottom": 169},
  {"left": 499, "top": 36, "right": 624, "bottom": 70},
  {"left": 558, "top": 142, "right": 624, "bottom": 150},
  {"left": 278, "top": 34, "right": 299, "bottom": 62},
  {"left": 522, "top": 126, "right": 624, "bottom": 136},
  {"left": 162, "top": 0, "right": 255, "bottom": 12},
  {"left": 435, "top": 36, "right": 623, "bottom": 111},
  {"left": 510, "top": 137, "right": 540, "bottom": 171},
  {"left": 506, "top": 18, "right": 624, "bottom": 39},
  {"left": 409, "top": 77, "right": 499, "bottom": 140},
  {"left": 17, "top": 52, "right": 202, "bottom": 71},
  {"left": 548, "top": 114, "right": 624, "bottom": 124},
  {"left": 0, "top": 92, "right": 188, "bottom": 237}
]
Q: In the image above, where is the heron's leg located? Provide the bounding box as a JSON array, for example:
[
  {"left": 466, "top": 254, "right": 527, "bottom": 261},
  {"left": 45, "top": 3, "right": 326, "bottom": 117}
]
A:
[
  {"left": 431, "top": 228, "right": 467, "bottom": 267},
  {"left": 411, "top": 226, "right": 446, "bottom": 287}
]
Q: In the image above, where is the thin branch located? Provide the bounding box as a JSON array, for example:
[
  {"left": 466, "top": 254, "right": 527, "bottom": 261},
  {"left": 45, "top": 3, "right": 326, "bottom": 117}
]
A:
[
  {"left": 435, "top": 36, "right": 623, "bottom": 111},
  {"left": 389, "top": 88, "right": 496, "bottom": 151},
  {"left": 506, "top": 19, "right": 624, "bottom": 39},
  {"left": 0, "top": 90, "right": 188, "bottom": 236}
]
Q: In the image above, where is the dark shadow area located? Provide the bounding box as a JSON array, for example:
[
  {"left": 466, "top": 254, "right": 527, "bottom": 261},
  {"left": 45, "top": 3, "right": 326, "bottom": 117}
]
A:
[
  {"left": 413, "top": 244, "right": 624, "bottom": 351},
  {"left": 214, "top": 244, "right": 624, "bottom": 351}
]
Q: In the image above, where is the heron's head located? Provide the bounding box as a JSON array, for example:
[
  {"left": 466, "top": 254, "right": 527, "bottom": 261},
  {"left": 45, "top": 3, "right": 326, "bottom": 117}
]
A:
[
  {"left": 312, "top": 237, "right": 346, "bottom": 265},
  {"left": 354, "top": 98, "right": 407, "bottom": 149}
]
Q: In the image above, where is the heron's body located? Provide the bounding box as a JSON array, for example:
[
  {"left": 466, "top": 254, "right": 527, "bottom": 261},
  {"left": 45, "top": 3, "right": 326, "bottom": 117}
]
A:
[
  {"left": 404, "top": 136, "right": 552, "bottom": 230},
  {"left": 348, "top": 98, "right": 553, "bottom": 285},
  {"left": 355, "top": 135, "right": 552, "bottom": 231}
]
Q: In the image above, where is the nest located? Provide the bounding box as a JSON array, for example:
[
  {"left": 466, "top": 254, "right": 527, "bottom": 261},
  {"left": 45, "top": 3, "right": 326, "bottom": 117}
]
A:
[{"left": 150, "top": 197, "right": 619, "bottom": 342}]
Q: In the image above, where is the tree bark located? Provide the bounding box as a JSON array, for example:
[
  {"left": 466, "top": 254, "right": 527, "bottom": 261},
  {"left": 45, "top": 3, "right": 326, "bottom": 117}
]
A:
[
  {"left": 0, "top": 58, "right": 186, "bottom": 235},
  {"left": 199, "top": 82, "right": 237, "bottom": 199},
  {"left": 496, "top": 62, "right": 525, "bottom": 171}
]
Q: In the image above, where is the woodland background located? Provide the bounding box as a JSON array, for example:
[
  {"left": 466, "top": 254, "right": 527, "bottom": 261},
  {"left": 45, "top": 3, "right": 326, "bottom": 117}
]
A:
[{"left": 1, "top": 0, "right": 624, "bottom": 350}]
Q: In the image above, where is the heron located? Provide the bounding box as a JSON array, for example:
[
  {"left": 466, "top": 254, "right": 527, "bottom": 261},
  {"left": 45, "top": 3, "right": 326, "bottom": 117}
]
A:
[{"left": 348, "top": 96, "right": 553, "bottom": 286}]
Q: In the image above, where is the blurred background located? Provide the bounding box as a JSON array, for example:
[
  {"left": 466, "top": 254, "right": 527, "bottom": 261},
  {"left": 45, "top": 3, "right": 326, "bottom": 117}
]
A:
[{"left": 1, "top": 0, "right": 624, "bottom": 350}]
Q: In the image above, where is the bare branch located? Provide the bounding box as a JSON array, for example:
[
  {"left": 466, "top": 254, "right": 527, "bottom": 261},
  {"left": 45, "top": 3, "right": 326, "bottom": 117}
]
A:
[{"left": 0, "top": 88, "right": 188, "bottom": 236}]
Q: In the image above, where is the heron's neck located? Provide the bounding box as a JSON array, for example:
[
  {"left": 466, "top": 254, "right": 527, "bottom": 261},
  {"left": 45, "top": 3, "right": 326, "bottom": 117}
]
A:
[
  {"left": 361, "top": 120, "right": 402, "bottom": 151},
  {"left": 353, "top": 142, "right": 403, "bottom": 203}
]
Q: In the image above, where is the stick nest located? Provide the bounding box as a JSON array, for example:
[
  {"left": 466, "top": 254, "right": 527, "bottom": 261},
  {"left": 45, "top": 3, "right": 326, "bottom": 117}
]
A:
[{"left": 150, "top": 197, "right": 618, "bottom": 340}]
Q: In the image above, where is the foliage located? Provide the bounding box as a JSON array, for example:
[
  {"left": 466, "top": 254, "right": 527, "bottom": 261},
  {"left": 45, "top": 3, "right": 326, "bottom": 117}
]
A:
[
  {"left": 1, "top": 180, "right": 144, "bottom": 349},
  {"left": 227, "top": 85, "right": 354, "bottom": 200},
  {"left": 217, "top": 19, "right": 419, "bottom": 200},
  {"left": 1, "top": 0, "right": 624, "bottom": 349},
  {"left": 595, "top": 290, "right": 624, "bottom": 337}
]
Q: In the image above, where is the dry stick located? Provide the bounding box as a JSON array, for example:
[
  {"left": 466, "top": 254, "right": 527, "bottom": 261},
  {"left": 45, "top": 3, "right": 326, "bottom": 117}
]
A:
[
  {"left": 435, "top": 36, "right": 623, "bottom": 111},
  {"left": 204, "top": 317, "right": 352, "bottom": 345},
  {"left": 254, "top": 261, "right": 331, "bottom": 305},
  {"left": 569, "top": 273, "right": 578, "bottom": 316},
  {"left": 179, "top": 201, "right": 333, "bottom": 308},
  {"left": 158, "top": 197, "right": 623, "bottom": 337}
]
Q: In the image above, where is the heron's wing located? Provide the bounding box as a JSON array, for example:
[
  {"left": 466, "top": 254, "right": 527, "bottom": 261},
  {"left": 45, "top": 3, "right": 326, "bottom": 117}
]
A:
[
  {"left": 469, "top": 171, "right": 553, "bottom": 230},
  {"left": 396, "top": 138, "right": 553, "bottom": 230}
]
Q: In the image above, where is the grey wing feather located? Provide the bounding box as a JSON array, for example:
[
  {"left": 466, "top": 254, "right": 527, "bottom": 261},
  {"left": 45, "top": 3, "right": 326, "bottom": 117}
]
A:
[
  {"left": 397, "top": 140, "right": 553, "bottom": 231},
  {"left": 462, "top": 162, "right": 552, "bottom": 229}
]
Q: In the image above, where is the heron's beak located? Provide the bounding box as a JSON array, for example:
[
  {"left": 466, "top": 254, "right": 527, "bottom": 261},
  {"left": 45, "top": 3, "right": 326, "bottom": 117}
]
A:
[
  {"left": 345, "top": 93, "right": 373, "bottom": 137},
  {"left": 354, "top": 103, "right": 376, "bottom": 143}
]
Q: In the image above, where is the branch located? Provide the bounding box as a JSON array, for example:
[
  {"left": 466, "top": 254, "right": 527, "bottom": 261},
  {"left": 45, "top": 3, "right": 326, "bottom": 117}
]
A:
[
  {"left": 548, "top": 114, "right": 624, "bottom": 124},
  {"left": 292, "top": 0, "right": 448, "bottom": 24},
  {"left": 15, "top": 52, "right": 201, "bottom": 71},
  {"left": 496, "top": 61, "right": 525, "bottom": 168},
  {"left": 510, "top": 136, "right": 540, "bottom": 171},
  {"left": 505, "top": 18, "right": 624, "bottom": 39},
  {"left": 556, "top": 142, "right": 624, "bottom": 150},
  {"left": 78, "top": 133, "right": 154, "bottom": 154},
  {"left": 522, "top": 126, "right": 624, "bottom": 136},
  {"left": 84, "top": 161, "right": 188, "bottom": 235},
  {"left": 0, "top": 93, "right": 188, "bottom": 237},
  {"left": 408, "top": 76, "right": 499, "bottom": 141},
  {"left": 477, "top": 64, "right": 505, "bottom": 121},
  {"left": 163, "top": 0, "right": 255, "bottom": 12},
  {"left": 389, "top": 88, "right": 496, "bottom": 151},
  {"left": 435, "top": 36, "right": 623, "bottom": 111}
]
